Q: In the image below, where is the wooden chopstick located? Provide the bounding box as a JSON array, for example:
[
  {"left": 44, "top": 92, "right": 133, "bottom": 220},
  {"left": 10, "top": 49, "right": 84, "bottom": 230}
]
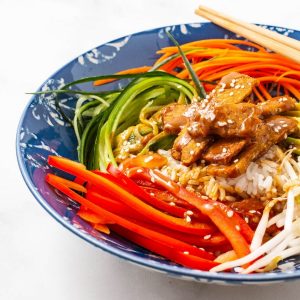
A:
[{"left": 195, "top": 5, "right": 300, "bottom": 64}]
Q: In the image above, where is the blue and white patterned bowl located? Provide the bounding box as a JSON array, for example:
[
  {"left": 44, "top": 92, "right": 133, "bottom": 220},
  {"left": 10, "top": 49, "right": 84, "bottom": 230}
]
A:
[{"left": 16, "top": 22, "right": 300, "bottom": 284}]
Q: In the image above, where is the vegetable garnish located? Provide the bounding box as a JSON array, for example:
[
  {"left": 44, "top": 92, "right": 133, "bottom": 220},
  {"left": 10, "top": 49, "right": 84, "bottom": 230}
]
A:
[{"left": 42, "top": 37, "right": 300, "bottom": 273}]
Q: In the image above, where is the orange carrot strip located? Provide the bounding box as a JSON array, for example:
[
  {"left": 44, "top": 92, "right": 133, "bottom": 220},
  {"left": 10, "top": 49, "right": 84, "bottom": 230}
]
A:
[
  {"left": 258, "top": 84, "right": 272, "bottom": 100},
  {"left": 253, "top": 86, "right": 265, "bottom": 102},
  {"left": 281, "top": 83, "right": 300, "bottom": 99}
]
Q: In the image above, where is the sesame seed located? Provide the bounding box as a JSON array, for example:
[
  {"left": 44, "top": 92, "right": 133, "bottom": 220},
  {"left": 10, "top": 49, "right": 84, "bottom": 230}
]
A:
[
  {"left": 219, "top": 88, "right": 225, "bottom": 93},
  {"left": 185, "top": 210, "right": 194, "bottom": 216},
  {"left": 203, "top": 234, "right": 211, "bottom": 240},
  {"left": 150, "top": 177, "right": 155, "bottom": 183},
  {"left": 185, "top": 215, "right": 192, "bottom": 223},
  {"left": 235, "top": 84, "right": 241, "bottom": 89},
  {"left": 183, "top": 251, "right": 189, "bottom": 255},
  {"left": 136, "top": 169, "right": 143, "bottom": 173},
  {"left": 282, "top": 124, "right": 288, "bottom": 128},
  {"left": 196, "top": 142, "right": 201, "bottom": 147},
  {"left": 227, "top": 119, "right": 234, "bottom": 124},
  {"left": 222, "top": 147, "right": 227, "bottom": 153},
  {"left": 284, "top": 133, "right": 288, "bottom": 139},
  {"left": 217, "top": 121, "right": 227, "bottom": 126},
  {"left": 169, "top": 202, "right": 176, "bottom": 206},
  {"left": 245, "top": 217, "right": 249, "bottom": 223},
  {"left": 230, "top": 83, "right": 235, "bottom": 88},
  {"left": 144, "top": 155, "right": 153, "bottom": 163},
  {"left": 227, "top": 210, "right": 234, "bottom": 218},
  {"left": 241, "top": 85, "right": 245, "bottom": 88},
  {"left": 249, "top": 210, "right": 257, "bottom": 214},
  {"left": 190, "top": 150, "right": 195, "bottom": 155},
  {"left": 233, "top": 159, "right": 239, "bottom": 163},
  {"left": 235, "top": 225, "right": 241, "bottom": 231},
  {"left": 229, "top": 91, "right": 234, "bottom": 96}
]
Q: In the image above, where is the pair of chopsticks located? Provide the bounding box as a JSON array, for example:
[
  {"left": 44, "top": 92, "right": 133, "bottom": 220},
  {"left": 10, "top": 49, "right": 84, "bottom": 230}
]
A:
[{"left": 195, "top": 5, "right": 300, "bottom": 64}]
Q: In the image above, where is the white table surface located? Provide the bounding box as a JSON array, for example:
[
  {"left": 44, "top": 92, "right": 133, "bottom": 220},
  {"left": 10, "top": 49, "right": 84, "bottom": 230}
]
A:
[{"left": 2, "top": 0, "right": 300, "bottom": 299}]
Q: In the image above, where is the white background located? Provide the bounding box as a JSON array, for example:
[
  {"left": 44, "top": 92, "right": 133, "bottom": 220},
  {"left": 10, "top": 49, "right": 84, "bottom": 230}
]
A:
[{"left": 2, "top": 0, "right": 300, "bottom": 299}]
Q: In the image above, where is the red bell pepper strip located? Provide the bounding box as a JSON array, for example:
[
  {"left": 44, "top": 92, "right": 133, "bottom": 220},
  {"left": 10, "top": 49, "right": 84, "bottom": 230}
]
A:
[
  {"left": 140, "top": 186, "right": 210, "bottom": 222},
  {"left": 93, "top": 223, "right": 110, "bottom": 234},
  {"left": 86, "top": 189, "right": 227, "bottom": 248},
  {"left": 112, "top": 225, "right": 219, "bottom": 271},
  {"left": 126, "top": 167, "right": 253, "bottom": 258},
  {"left": 95, "top": 167, "right": 188, "bottom": 218},
  {"left": 45, "top": 173, "right": 214, "bottom": 260},
  {"left": 48, "top": 156, "right": 215, "bottom": 236},
  {"left": 77, "top": 206, "right": 115, "bottom": 224},
  {"left": 119, "top": 153, "right": 168, "bottom": 170},
  {"left": 46, "top": 173, "right": 87, "bottom": 193}
]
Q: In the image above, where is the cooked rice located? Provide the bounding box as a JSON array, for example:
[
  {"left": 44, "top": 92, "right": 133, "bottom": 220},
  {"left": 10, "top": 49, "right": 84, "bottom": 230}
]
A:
[{"left": 158, "top": 146, "right": 299, "bottom": 201}]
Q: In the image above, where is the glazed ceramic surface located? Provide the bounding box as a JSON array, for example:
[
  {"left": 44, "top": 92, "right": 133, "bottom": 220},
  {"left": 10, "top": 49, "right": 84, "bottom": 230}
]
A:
[{"left": 17, "top": 22, "right": 300, "bottom": 284}]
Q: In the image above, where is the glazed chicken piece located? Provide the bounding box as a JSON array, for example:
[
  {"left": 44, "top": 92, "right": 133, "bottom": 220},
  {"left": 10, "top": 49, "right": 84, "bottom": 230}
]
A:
[
  {"left": 209, "top": 72, "right": 258, "bottom": 105},
  {"left": 162, "top": 72, "right": 258, "bottom": 134},
  {"left": 257, "top": 95, "right": 296, "bottom": 116},
  {"left": 161, "top": 72, "right": 297, "bottom": 173},
  {"left": 205, "top": 116, "right": 298, "bottom": 178},
  {"left": 202, "top": 138, "right": 247, "bottom": 165},
  {"left": 187, "top": 102, "right": 262, "bottom": 138},
  {"left": 171, "top": 128, "right": 211, "bottom": 165}
]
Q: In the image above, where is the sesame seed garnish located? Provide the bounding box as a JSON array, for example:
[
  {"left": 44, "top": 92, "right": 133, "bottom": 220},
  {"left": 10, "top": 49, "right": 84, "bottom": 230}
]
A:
[
  {"left": 190, "top": 150, "right": 195, "bottom": 155},
  {"left": 183, "top": 251, "right": 189, "bottom": 255},
  {"left": 169, "top": 202, "right": 176, "bottom": 206},
  {"left": 222, "top": 147, "right": 227, "bottom": 153},
  {"left": 282, "top": 124, "right": 288, "bottom": 128},
  {"left": 245, "top": 217, "right": 249, "bottom": 223},
  {"left": 217, "top": 121, "right": 227, "bottom": 126},
  {"left": 235, "top": 84, "right": 241, "bottom": 89},
  {"left": 229, "top": 91, "right": 234, "bottom": 96},
  {"left": 196, "top": 142, "right": 201, "bottom": 147},
  {"left": 185, "top": 215, "right": 192, "bottom": 223},
  {"left": 235, "top": 225, "right": 241, "bottom": 231},
  {"left": 249, "top": 210, "right": 257, "bottom": 214},
  {"left": 144, "top": 155, "right": 153, "bottom": 163},
  {"left": 230, "top": 83, "right": 235, "bottom": 88},
  {"left": 150, "top": 177, "right": 155, "bottom": 183},
  {"left": 203, "top": 234, "right": 211, "bottom": 240},
  {"left": 219, "top": 88, "right": 225, "bottom": 93},
  {"left": 136, "top": 169, "right": 143, "bottom": 173},
  {"left": 233, "top": 159, "right": 239, "bottom": 163},
  {"left": 185, "top": 210, "right": 194, "bottom": 216},
  {"left": 227, "top": 210, "right": 234, "bottom": 218},
  {"left": 227, "top": 119, "right": 234, "bottom": 124},
  {"left": 241, "top": 85, "right": 245, "bottom": 88}
]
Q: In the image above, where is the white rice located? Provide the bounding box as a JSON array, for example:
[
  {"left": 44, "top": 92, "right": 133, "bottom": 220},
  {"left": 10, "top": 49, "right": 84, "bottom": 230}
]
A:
[{"left": 158, "top": 146, "right": 299, "bottom": 200}]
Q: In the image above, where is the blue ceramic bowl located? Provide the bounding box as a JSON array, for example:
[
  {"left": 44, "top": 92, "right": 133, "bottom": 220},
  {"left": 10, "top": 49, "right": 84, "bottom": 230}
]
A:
[{"left": 16, "top": 22, "right": 300, "bottom": 284}]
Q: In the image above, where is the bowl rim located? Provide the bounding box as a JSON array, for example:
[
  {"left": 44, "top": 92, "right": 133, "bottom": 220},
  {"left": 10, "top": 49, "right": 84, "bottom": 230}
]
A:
[{"left": 16, "top": 21, "right": 300, "bottom": 283}]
